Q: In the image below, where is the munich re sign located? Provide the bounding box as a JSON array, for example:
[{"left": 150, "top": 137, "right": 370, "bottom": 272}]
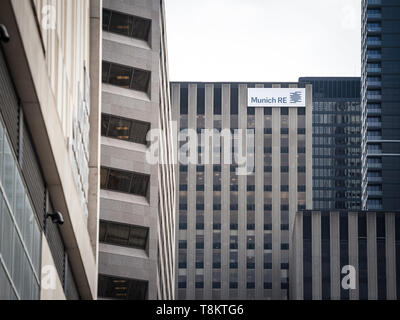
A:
[{"left": 248, "top": 88, "right": 306, "bottom": 107}]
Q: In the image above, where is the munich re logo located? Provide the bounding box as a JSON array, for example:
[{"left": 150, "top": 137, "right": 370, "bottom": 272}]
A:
[{"left": 290, "top": 91, "right": 303, "bottom": 104}]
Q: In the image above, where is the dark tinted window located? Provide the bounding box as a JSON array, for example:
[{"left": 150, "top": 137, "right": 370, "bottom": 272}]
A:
[
  {"left": 98, "top": 274, "right": 148, "bottom": 300},
  {"left": 214, "top": 87, "right": 222, "bottom": 115},
  {"left": 303, "top": 213, "right": 312, "bottom": 299},
  {"left": 103, "top": 9, "right": 151, "bottom": 41},
  {"left": 101, "top": 167, "right": 149, "bottom": 197},
  {"left": 230, "top": 87, "right": 238, "bottom": 115},
  {"left": 102, "top": 113, "right": 150, "bottom": 145},
  {"left": 197, "top": 87, "right": 205, "bottom": 115},
  {"left": 99, "top": 220, "right": 148, "bottom": 250},
  {"left": 102, "top": 61, "right": 150, "bottom": 93},
  {"left": 180, "top": 88, "right": 188, "bottom": 115}
]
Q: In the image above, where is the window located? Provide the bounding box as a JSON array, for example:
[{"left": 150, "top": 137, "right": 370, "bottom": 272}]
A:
[
  {"left": 102, "top": 114, "right": 150, "bottom": 145},
  {"left": 0, "top": 120, "right": 41, "bottom": 300},
  {"left": 98, "top": 274, "right": 148, "bottom": 300},
  {"left": 102, "top": 61, "right": 150, "bottom": 93},
  {"left": 101, "top": 167, "right": 149, "bottom": 197},
  {"left": 103, "top": 9, "right": 151, "bottom": 41},
  {"left": 99, "top": 220, "right": 148, "bottom": 250}
]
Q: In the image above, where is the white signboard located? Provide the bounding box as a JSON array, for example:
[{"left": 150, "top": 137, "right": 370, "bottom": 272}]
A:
[{"left": 248, "top": 88, "right": 306, "bottom": 107}]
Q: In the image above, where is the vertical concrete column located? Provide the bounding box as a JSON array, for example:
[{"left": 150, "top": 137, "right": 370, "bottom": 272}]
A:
[
  {"left": 348, "top": 212, "right": 359, "bottom": 300},
  {"left": 238, "top": 84, "right": 247, "bottom": 300},
  {"left": 292, "top": 213, "right": 303, "bottom": 300},
  {"left": 288, "top": 84, "right": 298, "bottom": 232},
  {"left": 88, "top": 0, "right": 102, "bottom": 281},
  {"left": 186, "top": 84, "right": 197, "bottom": 299},
  {"left": 385, "top": 213, "right": 397, "bottom": 299},
  {"left": 171, "top": 84, "right": 181, "bottom": 298},
  {"left": 330, "top": 212, "right": 340, "bottom": 300},
  {"left": 203, "top": 84, "right": 214, "bottom": 300},
  {"left": 255, "top": 84, "right": 264, "bottom": 299},
  {"left": 221, "top": 84, "right": 230, "bottom": 299},
  {"left": 367, "top": 212, "right": 377, "bottom": 300},
  {"left": 312, "top": 211, "right": 322, "bottom": 300},
  {"left": 271, "top": 84, "right": 281, "bottom": 299}
]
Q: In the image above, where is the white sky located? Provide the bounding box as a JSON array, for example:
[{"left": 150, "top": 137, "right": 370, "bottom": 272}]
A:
[{"left": 165, "top": 0, "right": 361, "bottom": 82}]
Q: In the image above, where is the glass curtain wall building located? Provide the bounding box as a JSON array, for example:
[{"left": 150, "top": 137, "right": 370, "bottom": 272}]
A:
[
  {"left": 361, "top": 0, "right": 400, "bottom": 210},
  {"left": 172, "top": 82, "right": 313, "bottom": 300},
  {"left": 299, "top": 77, "right": 362, "bottom": 210}
]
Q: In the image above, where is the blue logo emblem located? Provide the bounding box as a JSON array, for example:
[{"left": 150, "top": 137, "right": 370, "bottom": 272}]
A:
[{"left": 290, "top": 91, "right": 303, "bottom": 104}]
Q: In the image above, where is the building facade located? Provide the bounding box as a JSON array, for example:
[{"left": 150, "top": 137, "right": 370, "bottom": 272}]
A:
[
  {"left": 98, "top": 0, "right": 175, "bottom": 300},
  {"left": 291, "top": 210, "right": 400, "bottom": 300},
  {"left": 0, "top": 0, "right": 101, "bottom": 300},
  {"left": 172, "top": 82, "right": 313, "bottom": 300},
  {"left": 299, "top": 77, "right": 362, "bottom": 210},
  {"left": 361, "top": 0, "right": 400, "bottom": 211}
]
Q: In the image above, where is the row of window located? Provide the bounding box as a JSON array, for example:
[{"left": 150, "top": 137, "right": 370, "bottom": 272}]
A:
[
  {"left": 179, "top": 184, "right": 306, "bottom": 192},
  {"left": 179, "top": 204, "right": 306, "bottom": 211},
  {"left": 177, "top": 282, "right": 288, "bottom": 290}
]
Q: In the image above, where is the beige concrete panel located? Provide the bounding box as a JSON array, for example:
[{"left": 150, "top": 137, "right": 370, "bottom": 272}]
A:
[
  {"left": 40, "top": 235, "right": 67, "bottom": 300},
  {"left": 271, "top": 84, "right": 281, "bottom": 299}
]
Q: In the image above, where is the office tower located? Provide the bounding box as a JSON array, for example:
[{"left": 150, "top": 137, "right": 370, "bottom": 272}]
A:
[
  {"left": 99, "top": 0, "right": 175, "bottom": 300},
  {"left": 361, "top": 0, "right": 400, "bottom": 210},
  {"left": 299, "top": 77, "right": 362, "bottom": 210},
  {"left": 291, "top": 209, "right": 400, "bottom": 300},
  {"left": 171, "top": 82, "right": 313, "bottom": 300},
  {"left": 0, "top": 0, "right": 101, "bottom": 299}
]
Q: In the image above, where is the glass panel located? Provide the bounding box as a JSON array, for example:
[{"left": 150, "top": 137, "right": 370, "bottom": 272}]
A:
[
  {"left": 109, "top": 11, "right": 133, "bottom": 37},
  {"left": 102, "top": 9, "right": 112, "bottom": 31},
  {"left": 108, "top": 63, "right": 132, "bottom": 89},
  {"left": 108, "top": 169, "right": 132, "bottom": 193},
  {"left": 132, "top": 16, "right": 151, "bottom": 41},
  {"left": 132, "top": 69, "right": 150, "bottom": 92},
  {"left": 3, "top": 138, "right": 15, "bottom": 211},
  {"left": 108, "top": 117, "right": 131, "bottom": 141}
]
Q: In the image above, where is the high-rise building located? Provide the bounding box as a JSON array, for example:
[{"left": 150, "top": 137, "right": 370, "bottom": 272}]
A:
[
  {"left": 171, "top": 82, "right": 313, "bottom": 300},
  {"left": 361, "top": 0, "right": 400, "bottom": 211},
  {"left": 291, "top": 209, "right": 400, "bottom": 300},
  {"left": 299, "top": 77, "right": 362, "bottom": 210},
  {"left": 0, "top": 0, "right": 101, "bottom": 299},
  {"left": 98, "top": 0, "right": 175, "bottom": 300}
]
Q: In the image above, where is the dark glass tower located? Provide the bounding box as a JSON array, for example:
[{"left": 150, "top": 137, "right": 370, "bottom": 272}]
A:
[
  {"left": 361, "top": 0, "right": 400, "bottom": 210},
  {"left": 299, "top": 77, "right": 362, "bottom": 210}
]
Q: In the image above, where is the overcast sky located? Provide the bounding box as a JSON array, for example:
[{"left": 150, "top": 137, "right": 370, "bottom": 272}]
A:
[{"left": 165, "top": 0, "right": 361, "bottom": 82}]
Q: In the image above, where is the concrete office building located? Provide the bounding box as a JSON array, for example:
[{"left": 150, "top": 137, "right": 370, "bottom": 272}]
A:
[
  {"left": 172, "top": 82, "right": 313, "bottom": 300},
  {"left": 98, "top": 0, "right": 175, "bottom": 300},
  {"left": 0, "top": 0, "right": 101, "bottom": 299},
  {"left": 290, "top": 210, "right": 400, "bottom": 300},
  {"left": 361, "top": 0, "right": 400, "bottom": 210},
  {"left": 299, "top": 77, "right": 362, "bottom": 210}
]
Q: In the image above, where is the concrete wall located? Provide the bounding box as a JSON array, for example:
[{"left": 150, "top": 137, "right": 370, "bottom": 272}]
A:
[
  {"left": 99, "top": 0, "right": 175, "bottom": 300},
  {"left": 0, "top": 0, "right": 101, "bottom": 299},
  {"left": 172, "top": 82, "right": 313, "bottom": 300}
]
